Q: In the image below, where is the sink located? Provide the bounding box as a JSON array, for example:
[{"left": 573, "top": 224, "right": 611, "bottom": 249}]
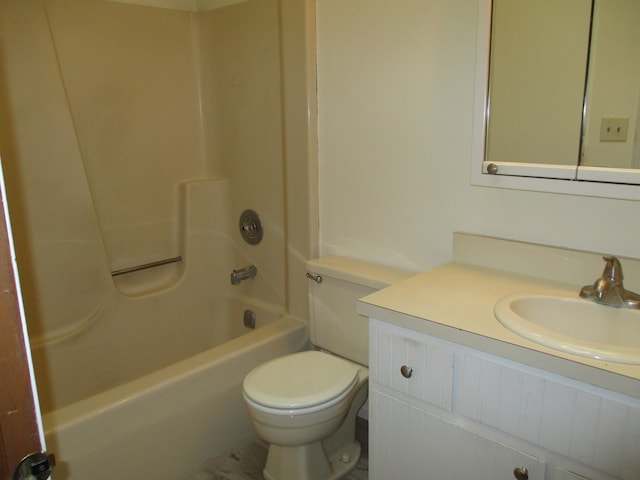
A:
[{"left": 494, "top": 292, "right": 640, "bottom": 364}]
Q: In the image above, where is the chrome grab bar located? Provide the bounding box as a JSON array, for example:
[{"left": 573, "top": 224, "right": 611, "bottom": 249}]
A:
[{"left": 111, "top": 256, "right": 182, "bottom": 277}]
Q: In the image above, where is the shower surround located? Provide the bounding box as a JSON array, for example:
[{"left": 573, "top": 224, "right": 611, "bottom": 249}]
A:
[{"left": 0, "top": 0, "right": 316, "bottom": 477}]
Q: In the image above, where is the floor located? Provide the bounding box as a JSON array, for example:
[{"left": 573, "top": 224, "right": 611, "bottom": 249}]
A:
[{"left": 185, "top": 438, "right": 369, "bottom": 480}]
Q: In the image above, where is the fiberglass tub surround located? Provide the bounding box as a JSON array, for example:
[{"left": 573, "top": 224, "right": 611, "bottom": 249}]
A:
[
  {"left": 0, "top": 0, "right": 312, "bottom": 479},
  {"left": 1, "top": 0, "right": 290, "bottom": 413},
  {"left": 32, "top": 179, "right": 287, "bottom": 412}
]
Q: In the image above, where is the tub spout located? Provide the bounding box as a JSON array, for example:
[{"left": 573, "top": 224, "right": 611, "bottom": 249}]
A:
[{"left": 231, "top": 265, "right": 257, "bottom": 285}]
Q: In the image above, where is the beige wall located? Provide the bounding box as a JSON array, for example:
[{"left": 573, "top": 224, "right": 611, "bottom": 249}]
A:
[{"left": 317, "top": 0, "right": 640, "bottom": 272}]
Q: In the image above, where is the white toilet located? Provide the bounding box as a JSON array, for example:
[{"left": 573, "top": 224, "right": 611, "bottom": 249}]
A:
[{"left": 242, "top": 256, "right": 411, "bottom": 480}]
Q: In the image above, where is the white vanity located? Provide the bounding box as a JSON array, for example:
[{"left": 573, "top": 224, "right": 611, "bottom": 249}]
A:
[{"left": 357, "top": 233, "right": 640, "bottom": 480}]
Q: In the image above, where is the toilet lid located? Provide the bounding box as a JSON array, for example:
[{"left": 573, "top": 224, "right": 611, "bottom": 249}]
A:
[{"left": 243, "top": 351, "right": 360, "bottom": 409}]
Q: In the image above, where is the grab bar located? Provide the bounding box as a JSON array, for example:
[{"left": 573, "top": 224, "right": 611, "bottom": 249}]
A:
[{"left": 111, "top": 256, "right": 182, "bottom": 277}]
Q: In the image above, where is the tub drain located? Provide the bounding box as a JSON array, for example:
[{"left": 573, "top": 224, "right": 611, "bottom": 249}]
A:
[{"left": 243, "top": 310, "right": 256, "bottom": 329}]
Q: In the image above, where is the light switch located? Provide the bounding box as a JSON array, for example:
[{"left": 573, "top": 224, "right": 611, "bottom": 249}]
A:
[{"left": 600, "top": 117, "right": 629, "bottom": 142}]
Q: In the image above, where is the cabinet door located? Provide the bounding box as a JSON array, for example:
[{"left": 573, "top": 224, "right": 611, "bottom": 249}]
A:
[{"left": 370, "top": 390, "right": 545, "bottom": 480}]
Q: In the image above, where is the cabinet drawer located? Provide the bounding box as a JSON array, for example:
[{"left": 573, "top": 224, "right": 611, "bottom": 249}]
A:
[
  {"left": 370, "top": 319, "right": 454, "bottom": 411},
  {"left": 370, "top": 390, "right": 545, "bottom": 480}
]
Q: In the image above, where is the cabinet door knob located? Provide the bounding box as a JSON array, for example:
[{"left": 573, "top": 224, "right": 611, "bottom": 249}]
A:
[
  {"left": 513, "top": 467, "right": 528, "bottom": 480},
  {"left": 400, "top": 365, "right": 413, "bottom": 378}
]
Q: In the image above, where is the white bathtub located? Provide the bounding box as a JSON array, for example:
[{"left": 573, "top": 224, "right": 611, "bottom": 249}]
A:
[
  {"left": 43, "top": 315, "right": 308, "bottom": 480},
  {"left": 24, "top": 178, "right": 308, "bottom": 478}
]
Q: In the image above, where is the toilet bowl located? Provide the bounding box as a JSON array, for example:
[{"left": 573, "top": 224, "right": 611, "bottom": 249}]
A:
[
  {"left": 243, "top": 351, "right": 368, "bottom": 479},
  {"left": 242, "top": 256, "right": 412, "bottom": 480}
]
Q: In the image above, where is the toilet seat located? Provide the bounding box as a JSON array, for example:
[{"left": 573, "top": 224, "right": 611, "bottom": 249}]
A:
[{"left": 243, "top": 351, "right": 360, "bottom": 411}]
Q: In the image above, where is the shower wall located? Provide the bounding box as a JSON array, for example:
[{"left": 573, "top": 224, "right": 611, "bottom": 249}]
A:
[
  {"left": 0, "top": 0, "right": 315, "bottom": 355},
  {"left": 1, "top": 0, "right": 115, "bottom": 342},
  {"left": 43, "top": 0, "right": 206, "bottom": 272},
  {"left": 197, "top": 0, "right": 287, "bottom": 307}
]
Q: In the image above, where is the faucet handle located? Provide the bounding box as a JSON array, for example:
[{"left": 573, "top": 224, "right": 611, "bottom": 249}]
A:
[{"left": 602, "top": 256, "right": 624, "bottom": 285}]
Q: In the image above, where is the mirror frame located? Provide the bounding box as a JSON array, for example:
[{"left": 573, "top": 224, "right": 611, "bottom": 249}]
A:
[{"left": 471, "top": 0, "right": 640, "bottom": 201}]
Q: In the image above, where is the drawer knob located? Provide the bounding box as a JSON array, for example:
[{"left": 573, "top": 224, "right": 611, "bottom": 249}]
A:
[
  {"left": 400, "top": 365, "right": 413, "bottom": 378},
  {"left": 513, "top": 467, "right": 528, "bottom": 480}
]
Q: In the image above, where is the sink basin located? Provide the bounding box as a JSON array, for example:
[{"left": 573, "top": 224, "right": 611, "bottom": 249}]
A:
[{"left": 495, "top": 292, "right": 640, "bottom": 364}]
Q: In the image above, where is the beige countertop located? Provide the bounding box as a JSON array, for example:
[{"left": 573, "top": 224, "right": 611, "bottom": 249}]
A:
[{"left": 358, "top": 260, "right": 640, "bottom": 400}]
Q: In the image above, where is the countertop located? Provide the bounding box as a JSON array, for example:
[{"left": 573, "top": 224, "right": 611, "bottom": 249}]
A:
[{"left": 357, "top": 261, "right": 640, "bottom": 400}]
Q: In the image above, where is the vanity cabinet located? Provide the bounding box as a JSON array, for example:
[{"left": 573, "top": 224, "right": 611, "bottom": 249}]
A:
[
  {"left": 369, "top": 319, "right": 640, "bottom": 480},
  {"left": 371, "top": 390, "right": 545, "bottom": 480}
]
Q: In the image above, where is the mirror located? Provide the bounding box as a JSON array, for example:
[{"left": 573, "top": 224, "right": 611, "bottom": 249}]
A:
[
  {"left": 474, "top": 0, "right": 640, "bottom": 195},
  {"left": 581, "top": 0, "right": 640, "bottom": 170}
]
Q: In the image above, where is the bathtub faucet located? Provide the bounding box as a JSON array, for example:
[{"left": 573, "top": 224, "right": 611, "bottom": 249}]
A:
[{"left": 231, "top": 265, "right": 258, "bottom": 285}]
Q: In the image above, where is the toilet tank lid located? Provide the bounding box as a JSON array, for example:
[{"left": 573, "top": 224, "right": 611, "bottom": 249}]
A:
[{"left": 305, "top": 256, "right": 414, "bottom": 289}]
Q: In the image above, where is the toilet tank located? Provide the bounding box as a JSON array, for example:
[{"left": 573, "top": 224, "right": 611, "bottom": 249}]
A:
[{"left": 305, "top": 256, "right": 413, "bottom": 366}]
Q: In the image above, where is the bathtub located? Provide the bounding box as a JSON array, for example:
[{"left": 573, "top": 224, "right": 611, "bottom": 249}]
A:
[
  {"left": 43, "top": 315, "right": 308, "bottom": 480},
  {"left": 24, "top": 178, "right": 308, "bottom": 478}
]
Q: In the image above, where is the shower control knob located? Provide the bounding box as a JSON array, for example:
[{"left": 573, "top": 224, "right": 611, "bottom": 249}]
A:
[
  {"left": 239, "top": 209, "right": 263, "bottom": 245},
  {"left": 400, "top": 365, "right": 413, "bottom": 378},
  {"left": 513, "top": 467, "right": 529, "bottom": 480}
]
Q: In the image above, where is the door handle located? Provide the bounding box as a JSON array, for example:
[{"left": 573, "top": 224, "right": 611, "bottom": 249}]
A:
[{"left": 13, "top": 452, "right": 56, "bottom": 480}]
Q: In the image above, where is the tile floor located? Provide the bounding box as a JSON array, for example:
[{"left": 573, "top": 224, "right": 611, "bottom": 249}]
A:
[{"left": 185, "top": 438, "right": 368, "bottom": 480}]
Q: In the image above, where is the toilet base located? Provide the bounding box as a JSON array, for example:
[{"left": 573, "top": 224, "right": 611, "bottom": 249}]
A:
[
  {"left": 263, "top": 439, "right": 361, "bottom": 480},
  {"left": 261, "top": 381, "right": 368, "bottom": 480}
]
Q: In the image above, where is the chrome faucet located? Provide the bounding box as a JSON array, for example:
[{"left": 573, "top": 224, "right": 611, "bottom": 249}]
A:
[
  {"left": 230, "top": 265, "right": 257, "bottom": 285},
  {"left": 579, "top": 256, "right": 640, "bottom": 309}
]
